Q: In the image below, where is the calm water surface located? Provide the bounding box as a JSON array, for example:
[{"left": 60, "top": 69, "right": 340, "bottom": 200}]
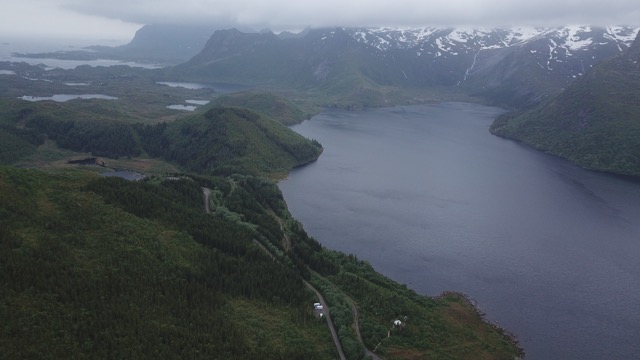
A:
[
  {"left": 0, "top": 37, "right": 160, "bottom": 69},
  {"left": 100, "top": 170, "right": 145, "bottom": 181},
  {"left": 18, "top": 94, "right": 117, "bottom": 102},
  {"left": 157, "top": 81, "right": 247, "bottom": 93},
  {"left": 279, "top": 103, "right": 640, "bottom": 360}
]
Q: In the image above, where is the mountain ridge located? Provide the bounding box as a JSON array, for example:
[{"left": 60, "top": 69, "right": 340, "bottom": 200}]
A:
[
  {"left": 172, "top": 25, "right": 639, "bottom": 108},
  {"left": 15, "top": 24, "right": 637, "bottom": 108},
  {"left": 13, "top": 24, "right": 218, "bottom": 65},
  {"left": 490, "top": 32, "right": 640, "bottom": 175}
]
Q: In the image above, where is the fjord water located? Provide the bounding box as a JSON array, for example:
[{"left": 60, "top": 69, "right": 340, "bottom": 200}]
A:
[{"left": 279, "top": 103, "right": 640, "bottom": 360}]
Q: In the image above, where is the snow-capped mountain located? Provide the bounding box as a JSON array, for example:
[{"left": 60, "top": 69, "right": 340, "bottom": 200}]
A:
[
  {"left": 343, "top": 25, "right": 639, "bottom": 105},
  {"left": 490, "top": 31, "right": 640, "bottom": 175},
  {"left": 178, "top": 25, "right": 639, "bottom": 107},
  {"left": 346, "top": 26, "right": 637, "bottom": 55}
]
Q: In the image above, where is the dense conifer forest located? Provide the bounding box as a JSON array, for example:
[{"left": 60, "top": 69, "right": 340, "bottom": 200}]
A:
[
  {"left": 0, "top": 165, "right": 522, "bottom": 359},
  {"left": 0, "top": 59, "right": 522, "bottom": 359}
]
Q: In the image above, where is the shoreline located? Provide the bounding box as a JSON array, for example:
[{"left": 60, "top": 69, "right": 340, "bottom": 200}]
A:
[{"left": 436, "top": 291, "right": 525, "bottom": 358}]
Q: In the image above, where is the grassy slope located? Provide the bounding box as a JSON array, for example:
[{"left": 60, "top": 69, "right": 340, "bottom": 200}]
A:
[
  {"left": 211, "top": 91, "right": 310, "bottom": 125},
  {"left": 312, "top": 252, "right": 521, "bottom": 360}
]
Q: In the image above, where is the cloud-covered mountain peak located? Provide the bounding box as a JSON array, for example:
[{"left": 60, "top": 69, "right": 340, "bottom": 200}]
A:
[{"left": 181, "top": 24, "right": 639, "bottom": 108}]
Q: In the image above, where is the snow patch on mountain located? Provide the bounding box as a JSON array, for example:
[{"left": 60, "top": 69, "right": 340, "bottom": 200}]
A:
[
  {"left": 351, "top": 27, "right": 440, "bottom": 50},
  {"left": 506, "top": 27, "right": 548, "bottom": 45},
  {"left": 345, "top": 26, "right": 639, "bottom": 58},
  {"left": 604, "top": 26, "right": 639, "bottom": 51},
  {"left": 606, "top": 26, "right": 639, "bottom": 43}
]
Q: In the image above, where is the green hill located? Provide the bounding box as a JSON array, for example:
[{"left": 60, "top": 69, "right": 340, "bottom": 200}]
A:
[
  {"left": 0, "top": 167, "right": 335, "bottom": 359},
  {"left": 0, "top": 99, "right": 322, "bottom": 176},
  {"left": 1, "top": 46, "right": 521, "bottom": 359},
  {"left": 210, "top": 91, "right": 311, "bottom": 125},
  {"left": 0, "top": 166, "right": 522, "bottom": 359},
  {"left": 491, "top": 34, "right": 640, "bottom": 176},
  {"left": 137, "top": 106, "right": 323, "bottom": 176}
]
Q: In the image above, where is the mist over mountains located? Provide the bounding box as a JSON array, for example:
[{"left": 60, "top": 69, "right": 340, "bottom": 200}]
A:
[
  {"left": 19, "top": 23, "right": 638, "bottom": 109},
  {"left": 10, "top": 22, "right": 640, "bottom": 175},
  {"left": 87, "top": 24, "right": 217, "bottom": 64},
  {"left": 2, "top": 11, "right": 640, "bottom": 359},
  {"left": 169, "top": 25, "right": 638, "bottom": 107},
  {"left": 153, "top": 23, "right": 640, "bottom": 175}
]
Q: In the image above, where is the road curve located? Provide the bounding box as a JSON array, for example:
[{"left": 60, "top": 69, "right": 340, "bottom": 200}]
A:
[
  {"left": 349, "top": 298, "right": 380, "bottom": 360},
  {"left": 304, "top": 281, "right": 348, "bottom": 360},
  {"left": 202, "top": 187, "right": 347, "bottom": 360}
]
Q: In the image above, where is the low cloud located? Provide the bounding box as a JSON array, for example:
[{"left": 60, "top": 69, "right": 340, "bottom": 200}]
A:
[
  {"left": 0, "top": 0, "right": 139, "bottom": 40},
  {"left": 2, "top": 0, "right": 639, "bottom": 42},
  {"left": 63, "top": 0, "right": 640, "bottom": 30}
]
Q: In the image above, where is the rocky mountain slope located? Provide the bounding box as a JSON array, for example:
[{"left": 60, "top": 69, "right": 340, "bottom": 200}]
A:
[
  {"left": 15, "top": 24, "right": 217, "bottom": 65},
  {"left": 173, "top": 25, "right": 638, "bottom": 107},
  {"left": 490, "top": 33, "right": 640, "bottom": 175},
  {"left": 89, "top": 24, "right": 216, "bottom": 64}
]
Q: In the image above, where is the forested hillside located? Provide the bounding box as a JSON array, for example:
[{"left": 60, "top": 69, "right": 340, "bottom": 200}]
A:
[
  {"left": 0, "top": 166, "right": 522, "bottom": 359},
  {"left": 490, "top": 34, "right": 640, "bottom": 176},
  {"left": 136, "top": 106, "right": 322, "bottom": 175},
  {"left": 1, "top": 29, "right": 531, "bottom": 359},
  {"left": 0, "top": 98, "right": 322, "bottom": 176},
  {"left": 0, "top": 167, "right": 335, "bottom": 359},
  {"left": 211, "top": 91, "right": 312, "bottom": 125}
]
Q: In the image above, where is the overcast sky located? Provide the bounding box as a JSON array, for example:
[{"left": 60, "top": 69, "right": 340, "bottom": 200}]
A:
[{"left": 2, "top": 0, "right": 640, "bottom": 43}]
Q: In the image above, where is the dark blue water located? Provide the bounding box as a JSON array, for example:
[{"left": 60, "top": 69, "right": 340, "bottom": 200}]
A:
[{"left": 279, "top": 103, "right": 640, "bottom": 360}]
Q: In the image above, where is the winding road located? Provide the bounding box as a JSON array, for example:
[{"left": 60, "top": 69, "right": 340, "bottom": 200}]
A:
[
  {"left": 348, "top": 298, "right": 380, "bottom": 360},
  {"left": 202, "top": 187, "right": 376, "bottom": 360},
  {"left": 304, "top": 280, "right": 347, "bottom": 360}
]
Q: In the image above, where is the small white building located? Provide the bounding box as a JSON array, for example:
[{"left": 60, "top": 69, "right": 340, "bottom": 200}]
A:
[{"left": 393, "top": 320, "right": 402, "bottom": 326}]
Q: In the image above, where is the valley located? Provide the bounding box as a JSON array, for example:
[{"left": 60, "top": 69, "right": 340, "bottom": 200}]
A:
[
  {"left": 0, "top": 46, "right": 522, "bottom": 360},
  {"left": 1, "top": 22, "right": 640, "bottom": 360}
]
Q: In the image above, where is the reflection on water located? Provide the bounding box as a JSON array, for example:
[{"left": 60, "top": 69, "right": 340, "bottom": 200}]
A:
[
  {"left": 167, "top": 104, "right": 197, "bottom": 111},
  {"left": 9, "top": 58, "right": 162, "bottom": 70},
  {"left": 279, "top": 103, "right": 640, "bottom": 360},
  {"left": 100, "top": 171, "right": 145, "bottom": 181},
  {"left": 186, "top": 99, "right": 210, "bottom": 105},
  {"left": 167, "top": 100, "right": 210, "bottom": 111},
  {"left": 157, "top": 81, "right": 247, "bottom": 93},
  {"left": 18, "top": 94, "right": 117, "bottom": 102},
  {"left": 158, "top": 81, "right": 211, "bottom": 89},
  {"left": 0, "top": 37, "right": 161, "bottom": 70}
]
